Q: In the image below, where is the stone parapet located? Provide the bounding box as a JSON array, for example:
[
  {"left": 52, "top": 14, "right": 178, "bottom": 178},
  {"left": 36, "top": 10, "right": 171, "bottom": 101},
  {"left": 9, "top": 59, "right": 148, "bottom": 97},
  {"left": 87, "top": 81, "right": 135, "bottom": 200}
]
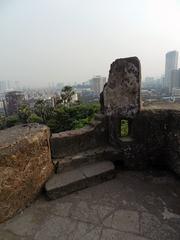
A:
[
  {"left": 0, "top": 124, "right": 54, "bottom": 223},
  {"left": 51, "top": 115, "right": 108, "bottom": 159}
]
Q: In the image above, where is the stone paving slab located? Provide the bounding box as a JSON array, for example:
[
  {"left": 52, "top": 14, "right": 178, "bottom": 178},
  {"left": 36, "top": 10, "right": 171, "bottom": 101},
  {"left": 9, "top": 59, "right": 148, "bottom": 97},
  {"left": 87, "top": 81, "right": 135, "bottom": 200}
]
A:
[{"left": 1, "top": 171, "right": 180, "bottom": 240}]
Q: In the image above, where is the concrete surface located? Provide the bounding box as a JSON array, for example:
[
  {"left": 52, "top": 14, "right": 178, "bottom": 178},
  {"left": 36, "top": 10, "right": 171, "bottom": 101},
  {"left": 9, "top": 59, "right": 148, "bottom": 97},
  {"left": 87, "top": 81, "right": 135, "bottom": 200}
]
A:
[{"left": 1, "top": 171, "right": 180, "bottom": 240}]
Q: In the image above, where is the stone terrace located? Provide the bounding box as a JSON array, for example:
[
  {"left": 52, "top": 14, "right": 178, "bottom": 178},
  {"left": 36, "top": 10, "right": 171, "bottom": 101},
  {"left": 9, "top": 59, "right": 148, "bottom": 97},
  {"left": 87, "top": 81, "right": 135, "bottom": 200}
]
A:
[
  {"left": 1, "top": 57, "right": 180, "bottom": 239},
  {"left": 0, "top": 171, "right": 180, "bottom": 240}
]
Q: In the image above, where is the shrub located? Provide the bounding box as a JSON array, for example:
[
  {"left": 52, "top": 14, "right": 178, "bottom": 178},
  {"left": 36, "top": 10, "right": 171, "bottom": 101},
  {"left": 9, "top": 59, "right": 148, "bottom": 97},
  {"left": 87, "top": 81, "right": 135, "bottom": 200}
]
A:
[
  {"left": 6, "top": 115, "right": 19, "bottom": 127},
  {"left": 28, "top": 113, "right": 43, "bottom": 123}
]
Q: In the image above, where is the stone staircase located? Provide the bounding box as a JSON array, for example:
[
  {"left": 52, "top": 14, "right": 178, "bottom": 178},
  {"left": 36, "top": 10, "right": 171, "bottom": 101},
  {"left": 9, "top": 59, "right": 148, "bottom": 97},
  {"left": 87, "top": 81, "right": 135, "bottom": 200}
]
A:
[
  {"left": 45, "top": 146, "right": 119, "bottom": 200},
  {"left": 54, "top": 146, "right": 120, "bottom": 173},
  {"left": 45, "top": 113, "right": 121, "bottom": 200}
]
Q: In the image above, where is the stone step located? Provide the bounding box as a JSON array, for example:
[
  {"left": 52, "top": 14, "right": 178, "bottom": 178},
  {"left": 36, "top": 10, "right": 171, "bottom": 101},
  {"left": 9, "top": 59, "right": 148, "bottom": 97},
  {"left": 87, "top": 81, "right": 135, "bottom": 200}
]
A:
[
  {"left": 53, "top": 146, "right": 121, "bottom": 173},
  {"left": 45, "top": 161, "right": 115, "bottom": 200}
]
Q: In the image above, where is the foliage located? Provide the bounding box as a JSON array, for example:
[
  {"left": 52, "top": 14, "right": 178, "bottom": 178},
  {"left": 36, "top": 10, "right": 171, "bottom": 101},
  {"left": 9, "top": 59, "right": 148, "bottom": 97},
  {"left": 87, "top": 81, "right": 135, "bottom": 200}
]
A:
[
  {"left": 28, "top": 113, "right": 43, "bottom": 123},
  {"left": 72, "top": 117, "right": 91, "bottom": 129},
  {"left": 34, "top": 100, "right": 55, "bottom": 123},
  {"left": 46, "top": 119, "right": 59, "bottom": 133},
  {"left": 61, "top": 86, "right": 75, "bottom": 105},
  {"left": 51, "top": 103, "right": 100, "bottom": 132},
  {"left": 6, "top": 115, "right": 19, "bottom": 128},
  {"left": 18, "top": 104, "right": 32, "bottom": 123},
  {"left": 0, "top": 97, "right": 100, "bottom": 133},
  {"left": 120, "top": 119, "right": 129, "bottom": 137}
]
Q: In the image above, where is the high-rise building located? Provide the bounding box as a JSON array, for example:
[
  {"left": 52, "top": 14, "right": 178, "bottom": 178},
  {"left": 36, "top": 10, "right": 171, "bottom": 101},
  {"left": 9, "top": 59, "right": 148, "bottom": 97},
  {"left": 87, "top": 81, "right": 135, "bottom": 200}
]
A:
[
  {"left": 164, "top": 50, "right": 179, "bottom": 93},
  {"left": 89, "top": 76, "right": 106, "bottom": 96},
  {"left": 171, "top": 69, "right": 180, "bottom": 92},
  {"left": 5, "top": 91, "right": 25, "bottom": 115}
]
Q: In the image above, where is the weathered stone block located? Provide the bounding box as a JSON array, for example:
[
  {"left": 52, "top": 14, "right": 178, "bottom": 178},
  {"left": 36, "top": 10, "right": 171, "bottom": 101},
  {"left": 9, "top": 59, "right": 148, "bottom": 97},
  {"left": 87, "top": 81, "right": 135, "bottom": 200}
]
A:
[
  {"left": 101, "top": 57, "right": 141, "bottom": 145},
  {"left": 103, "top": 57, "right": 141, "bottom": 118},
  {"left": 0, "top": 124, "right": 54, "bottom": 223}
]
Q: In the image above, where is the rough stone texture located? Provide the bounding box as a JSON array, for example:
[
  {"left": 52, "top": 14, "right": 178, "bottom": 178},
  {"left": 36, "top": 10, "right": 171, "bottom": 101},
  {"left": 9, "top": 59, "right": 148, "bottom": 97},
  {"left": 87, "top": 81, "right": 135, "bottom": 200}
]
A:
[
  {"left": 102, "top": 57, "right": 141, "bottom": 145},
  {"left": 103, "top": 57, "right": 141, "bottom": 118},
  {"left": 51, "top": 115, "right": 108, "bottom": 159},
  {"left": 117, "top": 109, "right": 180, "bottom": 174},
  {"left": 45, "top": 161, "right": 115, "bottom": 200},
  {"left": 1, "top": 171, "right": 180, "bottom": 240},
  {"left": 116, "top": 109, "right": 169, "bottom": 170},
  {"left": 166, "top": 110, "right": 180, "bottom": 176},
  {"left": 0, "top": 124, "right": 54, "bottom": 223}
]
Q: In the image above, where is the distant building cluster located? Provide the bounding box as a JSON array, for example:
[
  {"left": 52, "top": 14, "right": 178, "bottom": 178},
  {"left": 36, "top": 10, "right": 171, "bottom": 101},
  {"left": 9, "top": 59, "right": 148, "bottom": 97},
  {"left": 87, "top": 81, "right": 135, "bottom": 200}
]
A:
[
  {"left": 2, "top": 50, "right": 180, "bottom": 112},
  {"left": 89, "top": 76, "right": 106, "bottom": 96},
  {"left": 73, "top": 75, "right": 106, "bottom": 103},
  {"left": 0, "top": 80, "right": 21, "bottom": 93},
  {"left": 142, "top": 50, "right": 180, "bottom": 105}
]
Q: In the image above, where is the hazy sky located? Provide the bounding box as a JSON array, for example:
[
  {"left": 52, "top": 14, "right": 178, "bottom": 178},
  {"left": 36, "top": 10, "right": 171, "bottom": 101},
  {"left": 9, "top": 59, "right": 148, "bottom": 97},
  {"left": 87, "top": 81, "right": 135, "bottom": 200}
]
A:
[{"left": 0, "top": 0, "right": 180, "bottom": 87}]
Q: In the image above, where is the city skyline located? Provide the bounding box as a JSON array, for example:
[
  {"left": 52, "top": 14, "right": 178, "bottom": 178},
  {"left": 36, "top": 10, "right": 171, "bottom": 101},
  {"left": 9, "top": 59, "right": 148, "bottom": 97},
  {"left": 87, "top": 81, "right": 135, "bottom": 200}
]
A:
[
  {"left": 0, "top": 48, "right": 179, "bottom": 90},
  {"left": 0, "top": 0, "right": 180, "bottom": 87}
]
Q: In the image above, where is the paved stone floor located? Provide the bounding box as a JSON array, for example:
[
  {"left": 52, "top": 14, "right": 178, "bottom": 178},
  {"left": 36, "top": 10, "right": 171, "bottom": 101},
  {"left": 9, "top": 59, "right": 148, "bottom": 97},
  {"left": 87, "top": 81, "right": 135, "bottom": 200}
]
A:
[{"left": 1, "top": 171, "right": 180, "bottom": 240}]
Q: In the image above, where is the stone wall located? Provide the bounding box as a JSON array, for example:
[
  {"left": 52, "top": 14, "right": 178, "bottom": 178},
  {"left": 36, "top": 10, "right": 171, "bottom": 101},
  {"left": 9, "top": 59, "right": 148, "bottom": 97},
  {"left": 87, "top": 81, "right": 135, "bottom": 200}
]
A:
[
  {"left": 107, "top": 109, "right": 180, "bottom": 175},
  {"left": 0, "top": 124, "right": 54, "bottom": 223},
  {"left": 51, "top": 116, "right": 108, "bottom": 159},
  {"left": 49, "top": 107, "right": 180, "bottom": 176},
  {"left": 117, "top": 109, "right": 169, "bottom": 169},
  {"left": 164, "top": 110, "right": 180, "bottom": 175}
]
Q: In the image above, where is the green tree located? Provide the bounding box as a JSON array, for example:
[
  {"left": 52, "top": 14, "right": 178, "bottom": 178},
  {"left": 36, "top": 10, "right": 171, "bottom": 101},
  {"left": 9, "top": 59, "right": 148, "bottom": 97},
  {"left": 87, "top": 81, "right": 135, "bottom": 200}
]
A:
[
  {"left": 28, "top": 113, "right": 43, "bottom": 123},
  {"left": 6, "top": 115, "right": 19, "bottom": 127},
  {"left": 61, "top": 86, "right": 75, "bottom": 106},
  {"left": 18, "top": 104, "right": 31, "bottom": 123},
  {"left": 46, "top": 119, "right": 59, "bottom": 132},
  {"left": 34, "top": 100, "right": 54, "bottom": 123},
  {"left": 50, "top": 103, "right": 100, "bottom": 133}
]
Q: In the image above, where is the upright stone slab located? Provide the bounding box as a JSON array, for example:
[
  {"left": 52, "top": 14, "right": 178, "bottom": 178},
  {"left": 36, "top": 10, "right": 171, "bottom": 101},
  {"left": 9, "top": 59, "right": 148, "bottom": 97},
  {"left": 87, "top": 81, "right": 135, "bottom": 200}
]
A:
[{"left": 102, "top": 57, "right": 141, "bottom": 145}]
